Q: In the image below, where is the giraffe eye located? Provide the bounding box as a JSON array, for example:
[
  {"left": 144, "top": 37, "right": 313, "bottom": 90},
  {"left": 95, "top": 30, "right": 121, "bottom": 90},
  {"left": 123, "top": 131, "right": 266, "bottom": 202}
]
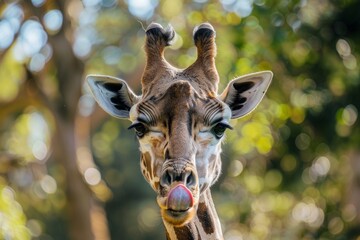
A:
[
  {"left": 212, "top": 123, "right": 232, "bottom": 139},
  {"left": 128, "top": 123, "right": 148, "bottom": 138}
]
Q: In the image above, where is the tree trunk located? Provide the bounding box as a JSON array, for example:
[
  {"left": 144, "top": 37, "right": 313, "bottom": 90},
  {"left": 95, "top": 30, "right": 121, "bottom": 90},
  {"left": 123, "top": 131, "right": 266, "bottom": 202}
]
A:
[
  {"left": 55, "top": 120, "right": 95, "bottom": 240},
  {"left": 347, "top": 150, "right": 360, "bottom": 224}
]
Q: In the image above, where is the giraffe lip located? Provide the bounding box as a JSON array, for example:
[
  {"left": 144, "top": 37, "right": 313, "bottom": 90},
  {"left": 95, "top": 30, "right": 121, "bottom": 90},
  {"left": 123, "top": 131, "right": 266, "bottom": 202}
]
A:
[
  {"left": 167, "top": 208, "right": 190, "bottom": 215},
  {"left": 166, "top": 208, "right": 191, "bottom": 220},
  {"left": 162, "top": 206, "right": 196, "bottom": 226}
]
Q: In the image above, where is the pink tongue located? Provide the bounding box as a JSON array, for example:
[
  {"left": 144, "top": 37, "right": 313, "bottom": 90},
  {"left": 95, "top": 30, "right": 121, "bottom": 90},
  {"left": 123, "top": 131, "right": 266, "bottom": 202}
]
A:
[{"left": 167, "top": 184, "right": 193, "bottom": 211}]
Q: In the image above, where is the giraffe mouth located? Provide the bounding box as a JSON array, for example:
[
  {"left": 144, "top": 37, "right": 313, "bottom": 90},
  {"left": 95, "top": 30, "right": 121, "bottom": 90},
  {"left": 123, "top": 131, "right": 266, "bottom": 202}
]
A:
[
  {"left": 158, "top": 184, "right": 197, "bottom": 226},
  {"left": 162, "top": 206, "right": 196, "bottom": 227},
  {"left": 167, "top": 208, "right": 190, "bottom": 216}
]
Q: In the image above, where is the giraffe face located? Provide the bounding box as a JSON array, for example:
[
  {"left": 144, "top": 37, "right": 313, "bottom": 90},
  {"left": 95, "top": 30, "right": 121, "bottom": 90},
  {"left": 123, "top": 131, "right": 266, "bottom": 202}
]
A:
[
  {"left": 87, "top": 22, "right": 273, "bottom": 228},
  {"left": 128, "top": 81, "right": 232, "bottom": 226}
]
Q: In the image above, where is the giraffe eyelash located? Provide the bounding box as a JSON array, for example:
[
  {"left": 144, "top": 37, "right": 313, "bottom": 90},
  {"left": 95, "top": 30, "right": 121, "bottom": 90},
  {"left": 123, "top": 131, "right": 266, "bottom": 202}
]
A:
[
  {"left": 212, "top": 123, "right": 232, "bottom": 139},
  {"left": 128, "top": 122, "right": 148, "bottom": 137}
]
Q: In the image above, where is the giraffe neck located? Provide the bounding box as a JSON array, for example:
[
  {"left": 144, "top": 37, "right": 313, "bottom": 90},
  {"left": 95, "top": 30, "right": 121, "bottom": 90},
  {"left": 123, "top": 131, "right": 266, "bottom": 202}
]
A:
[{"left": 163, "top": 188, "right": 223, "bottom": 240}]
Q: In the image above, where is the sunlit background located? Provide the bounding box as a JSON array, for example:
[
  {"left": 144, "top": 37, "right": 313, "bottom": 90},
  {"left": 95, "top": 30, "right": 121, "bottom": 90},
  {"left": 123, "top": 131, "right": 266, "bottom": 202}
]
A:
[{"left": 0, "top": 0, "right": 359, "bottom": 239}]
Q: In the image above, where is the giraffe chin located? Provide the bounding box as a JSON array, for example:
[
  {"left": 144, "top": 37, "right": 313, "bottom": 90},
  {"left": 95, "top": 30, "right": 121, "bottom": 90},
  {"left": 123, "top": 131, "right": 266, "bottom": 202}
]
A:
[{"left": 161, "top": 206, "right": 197, "bottom": 227}]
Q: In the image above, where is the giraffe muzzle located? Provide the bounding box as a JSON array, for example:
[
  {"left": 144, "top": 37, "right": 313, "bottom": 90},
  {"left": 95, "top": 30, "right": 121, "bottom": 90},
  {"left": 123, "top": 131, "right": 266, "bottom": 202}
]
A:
[
  {"left": 157, "top": 159, "right": 199, "bottom": 226},
  {"left": 160, "top": 167, "right": 196, "bottom": 189},
  {"left": 159, "top": 158, "right": 197, "bottom": 189}
]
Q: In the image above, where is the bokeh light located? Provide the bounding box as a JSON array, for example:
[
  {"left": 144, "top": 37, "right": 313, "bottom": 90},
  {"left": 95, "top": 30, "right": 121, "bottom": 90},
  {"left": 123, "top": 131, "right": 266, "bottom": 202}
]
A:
[
  {"left": 31, "top": 0, "right": 45, "bottom": 7},
  {"left": 17, "top": 20, "right": 48, "bottom": 58},
  {"left": 43, "top": 9, "right": 63, "bottom": 34},
  {"left": 127, "top": 0, "right": 158, "bottom": 20},
  {"left": 84, "top": 167, "right": 102, "bottom": 186},
  {"left": 0, "top": 20, "right": 15, "bottom": 50}
]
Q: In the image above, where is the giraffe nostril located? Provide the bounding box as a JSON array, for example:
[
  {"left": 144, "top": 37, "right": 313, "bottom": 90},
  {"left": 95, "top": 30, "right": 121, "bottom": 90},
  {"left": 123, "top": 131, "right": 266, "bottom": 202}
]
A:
[
  {"left": 160, "top": 170, "right": 172, "bottom": 187},
  {"left": 185, "top": 171, "right": 196, "bottom": 188}
]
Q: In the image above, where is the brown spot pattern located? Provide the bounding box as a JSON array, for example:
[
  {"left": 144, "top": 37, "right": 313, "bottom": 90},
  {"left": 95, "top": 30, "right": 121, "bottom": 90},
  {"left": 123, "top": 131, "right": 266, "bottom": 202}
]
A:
[
  {"left": 142, "top": 152, "right": 153, "bottom": 180},
  {"left": 197, "top": 202, "right": 215, "bottom": 235},
  {"left": 174, "top": 225, "right": 195, "bottom": 240}
]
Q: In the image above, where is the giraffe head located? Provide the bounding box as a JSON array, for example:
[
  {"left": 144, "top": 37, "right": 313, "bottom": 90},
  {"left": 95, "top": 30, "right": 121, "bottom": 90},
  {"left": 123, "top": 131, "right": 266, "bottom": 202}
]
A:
[{"left": 87, "top": 23, "right": 272, "bottom": 227}]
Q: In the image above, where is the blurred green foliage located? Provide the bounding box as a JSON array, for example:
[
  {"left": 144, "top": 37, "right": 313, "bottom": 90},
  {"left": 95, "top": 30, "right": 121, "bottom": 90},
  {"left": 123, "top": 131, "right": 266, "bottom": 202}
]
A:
[{"left": 0, "top": 0, "right": 360, "bottom": 239}]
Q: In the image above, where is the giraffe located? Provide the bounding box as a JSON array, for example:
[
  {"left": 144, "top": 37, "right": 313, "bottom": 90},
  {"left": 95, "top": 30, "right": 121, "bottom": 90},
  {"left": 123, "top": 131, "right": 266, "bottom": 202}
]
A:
[{"left": 87, "top": 22, "right": 273, "bottom": 240}]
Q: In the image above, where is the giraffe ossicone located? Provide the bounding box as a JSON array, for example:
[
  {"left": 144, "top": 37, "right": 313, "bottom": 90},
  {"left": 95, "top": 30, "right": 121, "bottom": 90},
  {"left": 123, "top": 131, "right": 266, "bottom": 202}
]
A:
[{"left": 87, "top": 22, "right": 273, "bottom": 240}]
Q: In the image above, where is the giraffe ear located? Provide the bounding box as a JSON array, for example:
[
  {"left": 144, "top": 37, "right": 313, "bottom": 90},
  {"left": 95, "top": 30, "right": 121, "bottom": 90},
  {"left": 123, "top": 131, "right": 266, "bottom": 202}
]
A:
[
  {"left": 87, "top": 75, "right": 140, "bottom": 119},
  {"left": 219, "top": 71, "right": 273, "bottom": 119}
]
